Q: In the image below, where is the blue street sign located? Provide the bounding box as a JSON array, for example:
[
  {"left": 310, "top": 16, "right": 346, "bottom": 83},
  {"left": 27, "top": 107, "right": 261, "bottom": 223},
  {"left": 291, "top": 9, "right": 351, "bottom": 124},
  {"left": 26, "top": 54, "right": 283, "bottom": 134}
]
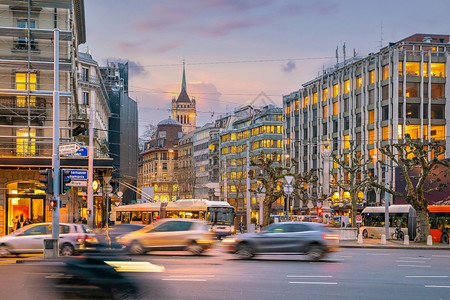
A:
[
  {"left": 67, "top": 147, "right": 88, "bottom": 157},
  {"left": 66, "top": 169, "right": 88, "bottom": 181}
]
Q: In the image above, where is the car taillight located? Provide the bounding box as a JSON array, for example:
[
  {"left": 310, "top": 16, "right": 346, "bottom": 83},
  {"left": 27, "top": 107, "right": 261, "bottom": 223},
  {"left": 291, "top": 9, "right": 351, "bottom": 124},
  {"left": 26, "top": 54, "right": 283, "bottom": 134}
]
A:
[
  {"left": 322, "top": 233, "right": 340, "bottom": 241},
  {"left": 77, "top": 234, "right": 96, "bottom": 243}
]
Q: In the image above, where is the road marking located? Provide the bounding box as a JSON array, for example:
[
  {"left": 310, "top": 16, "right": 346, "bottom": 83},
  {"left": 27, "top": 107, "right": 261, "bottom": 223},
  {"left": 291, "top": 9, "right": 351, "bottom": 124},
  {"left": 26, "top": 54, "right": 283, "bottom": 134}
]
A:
[
  {"left": 287, "top": 275, "right": 333, "bottom": 278},
  {"left": 366, "top": 253, "right": 391, "bottom": 256},
  {"left": 432, "top": 255, "right": 450, "bottom": 258},
  {"left": 336, "top": 255, "right": 352, "bottom": 258},
  {"left": 406, "top": 276, "right": 448, "bottom": 278},
  {"left": 289, "top": 281, "right": 337, "bottom": 285},
  {"left": 396, "top": 260, "right": 427, "bottom": 263},
  {"left": 400, "top": 257, "right": 431, "bottom": 260},
  {"left": 425, "top": 285, "right": 450, "bottom": 288},
  {"left": 397, "top": 265, "right": 431, "bottom": 268},
  {"left": 168, "top": 275, "right": 215, "bottom": 278},
  {"left": 162, "top": 278, "right": 207, "bottom": 282}
]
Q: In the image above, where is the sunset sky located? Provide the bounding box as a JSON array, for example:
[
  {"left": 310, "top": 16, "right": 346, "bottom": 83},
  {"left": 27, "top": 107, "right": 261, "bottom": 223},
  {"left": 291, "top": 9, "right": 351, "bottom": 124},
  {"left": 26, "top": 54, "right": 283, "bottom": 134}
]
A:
[{"left": 83, "top": 0, "right": 450, "bottom": 134}]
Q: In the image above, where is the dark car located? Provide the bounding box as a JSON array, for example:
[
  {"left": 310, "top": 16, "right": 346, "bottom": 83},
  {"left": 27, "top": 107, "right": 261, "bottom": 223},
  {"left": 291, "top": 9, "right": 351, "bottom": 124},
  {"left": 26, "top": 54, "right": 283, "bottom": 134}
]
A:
[{"left": 223, "top": 222, "right": 339, "bottom": 260}]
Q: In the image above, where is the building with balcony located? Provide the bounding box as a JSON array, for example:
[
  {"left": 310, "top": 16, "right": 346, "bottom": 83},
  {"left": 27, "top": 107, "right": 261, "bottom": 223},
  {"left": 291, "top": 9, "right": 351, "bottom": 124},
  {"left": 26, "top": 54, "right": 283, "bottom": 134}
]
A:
[
  {"left": 218, "top": 105, "right": 283, "bottom": 225},
  {"left": 0, "top": 0, "right": 113, "bottom": 234},
  {"left": 176, "top": 131, "right": 194, "bottom": 199},
  {"left": 140, "top": 118, "right": 182, "bottom": 202},
  {"left": 283, "top": 33, "right": 450, "bottom": 210},
  {"left": 192, "top": 123, "right": 220, "bottom": 201}
]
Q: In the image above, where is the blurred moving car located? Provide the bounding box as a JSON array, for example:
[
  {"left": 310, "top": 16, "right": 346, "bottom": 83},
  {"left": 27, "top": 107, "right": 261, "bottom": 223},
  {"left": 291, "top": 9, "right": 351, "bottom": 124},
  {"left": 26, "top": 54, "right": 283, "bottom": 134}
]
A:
[
  {"left": 98, "top": 224, "right": 145, "bottom": 244},
  {"left": 0, "top": 223, "right": 98, "bottom": 257},
  {"left": 223, "top": 222, "right": 339, "bottom": 260},
  {"left": 117, "top": 218, "right": 215, "bottom": 255}
]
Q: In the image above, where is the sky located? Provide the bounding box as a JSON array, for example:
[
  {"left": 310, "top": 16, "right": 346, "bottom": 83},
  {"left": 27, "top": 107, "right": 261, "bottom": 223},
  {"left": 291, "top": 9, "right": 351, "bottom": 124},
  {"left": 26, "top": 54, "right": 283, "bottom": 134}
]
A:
[{"left": 83, "top": 0, "right": 450, "bottom": 136}]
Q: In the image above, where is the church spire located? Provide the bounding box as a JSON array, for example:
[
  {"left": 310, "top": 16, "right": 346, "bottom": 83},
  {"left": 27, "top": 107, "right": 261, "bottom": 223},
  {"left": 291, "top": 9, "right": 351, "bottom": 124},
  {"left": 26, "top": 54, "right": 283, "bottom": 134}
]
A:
[{"left": 181, "top": 59, "right": 186, "bottom": 92}]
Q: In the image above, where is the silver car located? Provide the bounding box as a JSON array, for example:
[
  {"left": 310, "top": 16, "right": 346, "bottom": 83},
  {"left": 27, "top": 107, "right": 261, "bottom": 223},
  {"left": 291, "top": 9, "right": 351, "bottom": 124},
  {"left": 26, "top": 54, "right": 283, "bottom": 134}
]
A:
[
  {"left": 0, "top": 223, "right": 98, "bottom": 257},
  {"left": 223, "top": 222, "right": 339, "bottom": 260}
]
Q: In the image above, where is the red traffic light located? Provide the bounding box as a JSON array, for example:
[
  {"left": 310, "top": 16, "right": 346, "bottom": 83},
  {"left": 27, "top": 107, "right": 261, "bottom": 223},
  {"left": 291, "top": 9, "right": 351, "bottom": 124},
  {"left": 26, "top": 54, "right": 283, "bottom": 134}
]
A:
[{"left": 317, "top": 208, "right": 323, "bottom": 216}]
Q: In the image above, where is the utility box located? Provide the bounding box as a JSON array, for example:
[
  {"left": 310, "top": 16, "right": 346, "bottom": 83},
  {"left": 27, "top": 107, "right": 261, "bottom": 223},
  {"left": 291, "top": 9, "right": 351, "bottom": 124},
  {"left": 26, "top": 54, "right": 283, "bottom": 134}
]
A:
[{"left": 43, "top": 239, "right": 59, "bottom": 259}]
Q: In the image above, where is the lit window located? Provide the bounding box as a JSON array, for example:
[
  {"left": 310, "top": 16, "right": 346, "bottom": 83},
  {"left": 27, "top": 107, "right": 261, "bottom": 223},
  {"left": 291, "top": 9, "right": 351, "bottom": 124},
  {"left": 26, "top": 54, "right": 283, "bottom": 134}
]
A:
[
  {"left": 323, "top": 88, "right": 328, "bottom": 101},
  {"left": 344, "top": 135, "right": 350, "bottom": 149},
  {"left": 356, "top": 77, "right": 362, "bottom": 89},
  {"left": 16, "top": 73, "right": 36, "bottom": 107},
  {"left": 382, "top": 65, "right": 389, "bottom": 80},
  {"left": 344, "top": 80, "right": 350, "bottom": 93},
  {"left": 369, "top": 71, "right": 375, "bottom": 84},
  {"left": 333, "top": 84, "right": 339, "bottom": 97},
  {"left": 405, "top": 62, "right": 420, "bottom": 76},
  {"left": 430, "top": 125, "right": 445, "bottom": 140},
  {"left": 369, "top": 148, "right": 376, "bottom": 162},
  {"left": 398, "top": 62, "right": 403, "bottom": 76},
  {"left": 382, "top": 126, "right": 389, "bottom": 140},
  {"left": 405, "top": 125, "right": 420, "bottom": 139},
  {"left": 333, "top": 102, "right": 338, "bottom": 115},
  {"left": 313, "top": 92, "right": 318, "bottom": 104},
  {"left": 368, "top": 130, "right": 375, "bottom": 144},
  {"left": 430, "top": 63, "right": 445, "bottom": 78},
  {"left": 323, "top": 105, "right": 327, "bottom": 118},
  {"left": 368, "top": 110, "right": 375, "bottom": 124},
  {"left": 285, "top": 105, "right": 290, "bottom": 114},
  {"left": 16, "top": 128, "right": 36, "bottom": 156},
  {"left": 397, "top": 124, "right": 403, "bottom": 139},
  {"left": 304, "top": 96, "right": 309, "bottom": 108},
  {"left": 423, "top": 63, "right": 428, "bottom": 77},
  {"left": 295, "top": 100, "right": 299, "bottom": 111}
]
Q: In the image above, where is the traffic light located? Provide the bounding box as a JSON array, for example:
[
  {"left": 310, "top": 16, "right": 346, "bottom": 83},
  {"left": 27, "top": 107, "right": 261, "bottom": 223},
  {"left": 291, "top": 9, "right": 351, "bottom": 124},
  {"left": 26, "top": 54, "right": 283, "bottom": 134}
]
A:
[
  {"left": 39, "top": 169, "right": 53, "bottom": 194},
  {"left": 317, "top": 207, "right": 323, "bottom": 216},
  {"left": 49, "top": 200, "right": 57, "bottom": 208},
  {"left": 60, "top": 169, "right": 71, "bottom": 194}
]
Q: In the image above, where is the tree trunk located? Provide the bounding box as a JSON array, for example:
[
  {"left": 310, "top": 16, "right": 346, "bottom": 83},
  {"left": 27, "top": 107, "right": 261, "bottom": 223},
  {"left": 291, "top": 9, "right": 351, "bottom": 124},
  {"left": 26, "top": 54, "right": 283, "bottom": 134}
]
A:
[
  {"left": 351, "top": 191, "right": 357, "bottom": 228},
  {"left": 262, "top": 200, "right": 272, "bottom": 227},
  {"left": 415, "top": 208, "right": 430, "bottom": 243}
]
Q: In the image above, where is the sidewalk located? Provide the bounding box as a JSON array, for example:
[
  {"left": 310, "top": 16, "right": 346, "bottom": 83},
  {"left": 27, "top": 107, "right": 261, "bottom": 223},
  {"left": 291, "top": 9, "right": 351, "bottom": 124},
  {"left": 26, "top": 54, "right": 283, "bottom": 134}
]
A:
[{"left": 339, "top": 238, "right": 450, "bottom": 250}]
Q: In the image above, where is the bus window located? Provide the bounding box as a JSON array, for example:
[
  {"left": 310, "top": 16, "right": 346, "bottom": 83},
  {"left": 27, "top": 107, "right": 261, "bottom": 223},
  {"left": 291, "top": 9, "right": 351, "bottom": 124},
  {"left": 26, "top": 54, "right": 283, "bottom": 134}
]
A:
[
  {"left": 121, "top": 212, "right": 131, "bottom": 223},
  {"left": 131, "top": 211, "right": 142, "bottom": 222},
  {"left": 142, "top": 212, "right": 151, "bottom": 224},
  {"left": 116, "top": 212, "right": 121, "bottom": 222}
]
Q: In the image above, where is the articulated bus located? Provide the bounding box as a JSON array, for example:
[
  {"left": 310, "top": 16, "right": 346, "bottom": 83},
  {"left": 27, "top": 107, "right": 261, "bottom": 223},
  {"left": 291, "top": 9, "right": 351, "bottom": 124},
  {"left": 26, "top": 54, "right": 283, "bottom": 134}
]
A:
[
  {"left": 428, "top": 205, "right": 450, "bottom": 244},
  {"left": 360, "top": 205, "right": 417, "bottom": 240},
  {"left": 111, "top": 199, "right": 235, "bottom": 238}
]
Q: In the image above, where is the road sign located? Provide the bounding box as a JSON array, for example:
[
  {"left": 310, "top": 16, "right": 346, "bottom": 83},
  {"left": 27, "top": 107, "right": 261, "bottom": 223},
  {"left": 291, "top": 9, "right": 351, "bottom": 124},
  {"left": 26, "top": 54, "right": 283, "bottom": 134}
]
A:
[
  {"left": 284, "top": 175, "right": 294, "bottom": 185},
  {"left": 59, "top": 143, "right": 81, "bottom": 156},
  {"left": 356, "top": 214, "right": 362, "bottom": 223},
  {"left": 66, "top": 169, "right": 88, "bottom": 181},
  {"left": 67, "top": 180, "right": 87, "bottom": 187},
  {"left": 283, "top": 184, "right": 294, "bottom": 195},
  {"left": 67, "top": 147, "right": 88, "bottom": 157}
]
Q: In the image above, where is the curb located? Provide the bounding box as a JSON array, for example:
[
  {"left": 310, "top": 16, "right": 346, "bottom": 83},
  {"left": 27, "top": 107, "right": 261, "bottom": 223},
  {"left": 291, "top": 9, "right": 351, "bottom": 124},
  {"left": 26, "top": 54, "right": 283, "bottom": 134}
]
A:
[{"left": 339, "top": 244, "right": 450, "bottom": 250}]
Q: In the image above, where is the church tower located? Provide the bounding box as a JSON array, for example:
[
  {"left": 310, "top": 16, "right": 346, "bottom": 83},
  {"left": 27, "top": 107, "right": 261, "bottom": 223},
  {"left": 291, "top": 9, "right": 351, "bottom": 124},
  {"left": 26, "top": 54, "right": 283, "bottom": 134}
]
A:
[{"left": 171, "top": 60, "right": 197, "bottom": 134}]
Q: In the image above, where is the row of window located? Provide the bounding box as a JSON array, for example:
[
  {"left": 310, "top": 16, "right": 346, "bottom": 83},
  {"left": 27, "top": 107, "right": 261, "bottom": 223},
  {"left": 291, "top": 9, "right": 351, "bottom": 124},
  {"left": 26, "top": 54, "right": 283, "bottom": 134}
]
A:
[
  {"left": 221, "top": 139, "right": 282, "bottom": 154},
  {"left": 221, "top": 125, "right": 283, "bottom": 143}
]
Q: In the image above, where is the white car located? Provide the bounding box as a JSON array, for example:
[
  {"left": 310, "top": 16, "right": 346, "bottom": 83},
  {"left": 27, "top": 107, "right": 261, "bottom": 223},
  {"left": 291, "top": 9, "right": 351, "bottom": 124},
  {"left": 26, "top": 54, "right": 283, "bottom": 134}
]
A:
[{"left": 0, "top": 223, "right": 98, "bottom": 257}]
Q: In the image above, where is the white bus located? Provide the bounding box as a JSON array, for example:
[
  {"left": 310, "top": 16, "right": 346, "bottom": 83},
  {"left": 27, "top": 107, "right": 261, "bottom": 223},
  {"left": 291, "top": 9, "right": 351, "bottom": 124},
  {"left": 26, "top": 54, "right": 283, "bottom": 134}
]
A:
[
  {"left": 111, "top": 199, "right": 235, "bottom": 238},
  {"left": 360, "top": 205, "right": 416, "bottom": 240}
]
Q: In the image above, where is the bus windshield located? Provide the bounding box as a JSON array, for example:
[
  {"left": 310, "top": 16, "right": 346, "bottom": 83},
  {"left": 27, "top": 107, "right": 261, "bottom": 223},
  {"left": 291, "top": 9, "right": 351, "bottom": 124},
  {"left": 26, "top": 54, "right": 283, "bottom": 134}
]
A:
[{"left": 207, "top": 207, "right": 234, "bottom": 225}]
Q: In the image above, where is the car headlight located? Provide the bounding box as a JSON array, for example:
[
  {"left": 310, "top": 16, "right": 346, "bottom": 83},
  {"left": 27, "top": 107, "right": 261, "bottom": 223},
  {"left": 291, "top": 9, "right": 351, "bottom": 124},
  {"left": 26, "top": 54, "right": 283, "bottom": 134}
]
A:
[{"left": 222, "top": 237, "right": 240, "bottom": 244}]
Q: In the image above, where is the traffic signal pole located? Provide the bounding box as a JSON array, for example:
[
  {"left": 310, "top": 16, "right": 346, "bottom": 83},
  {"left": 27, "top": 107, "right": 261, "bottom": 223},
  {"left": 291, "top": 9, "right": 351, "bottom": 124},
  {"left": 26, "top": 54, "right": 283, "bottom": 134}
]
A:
[{"left": 51, "top": 29, "right": 61, "bottom": 246}]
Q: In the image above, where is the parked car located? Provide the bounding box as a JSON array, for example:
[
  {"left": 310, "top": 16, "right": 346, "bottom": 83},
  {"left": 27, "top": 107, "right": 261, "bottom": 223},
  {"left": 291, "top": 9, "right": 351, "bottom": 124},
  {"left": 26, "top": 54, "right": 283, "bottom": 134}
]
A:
[
  {"left": 98, "top": 224, "right": 145, "bottom": 244},
  {"left": 0, "top": 223, "right": 98, "bottom": 257},
  {"left": 223, "top": 222, "right": 340, "bottom": 260},
  {"left": 117, "top": 218, "right": 215, "bottom": 255}
]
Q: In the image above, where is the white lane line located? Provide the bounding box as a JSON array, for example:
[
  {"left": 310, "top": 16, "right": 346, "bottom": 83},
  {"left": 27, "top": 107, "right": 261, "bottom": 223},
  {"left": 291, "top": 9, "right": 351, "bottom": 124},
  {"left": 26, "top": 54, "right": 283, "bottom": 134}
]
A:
[
  {"left": 366, "top": 253, "right": 391, "bottom": 256},
  {"left": 162, "top": 279, "right": 207, "bottom": 282},
  {"left": 287, "top": 275, "right": 333, "bottom": 278},
  {"left": 397, "top": 265, "right": 432, "bottom": 268},
  {"left": 400, "top": 257, "right": 431, "bottom": 260},
  {"left": 168, "top": 275, "right": 215, "bottom": 278},
  {"left": 425, "top": 285, "right": 450, "bottom": 288},
  {"left": 406, "top": 276, "right": 448, "bottom": 278},
  {"left": 289, "top": 281, "right": 337, "bottom": 285},
  {"left": 432, "top": 255, "right": 450, "bottom": 258},
  {"left": 336, "top": 256, "right": 352, "bottom": 258},
  {"left": 396, "top": 260, "right": 427, "bottom": 263}
]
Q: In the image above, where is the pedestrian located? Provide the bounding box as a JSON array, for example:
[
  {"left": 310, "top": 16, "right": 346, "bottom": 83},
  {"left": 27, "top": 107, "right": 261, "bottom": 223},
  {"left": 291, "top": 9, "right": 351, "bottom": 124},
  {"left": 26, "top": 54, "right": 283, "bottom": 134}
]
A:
[
  {"left": 23, "top": 218, "right": 32, "bottom": 226},
  {"left": 239, "top": 221, "right": 244, "bottom": 234}
]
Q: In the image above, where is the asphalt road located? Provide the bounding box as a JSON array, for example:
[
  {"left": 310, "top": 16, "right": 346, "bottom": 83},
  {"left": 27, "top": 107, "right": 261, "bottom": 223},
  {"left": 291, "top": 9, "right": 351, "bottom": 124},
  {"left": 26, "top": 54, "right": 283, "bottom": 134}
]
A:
[{"left": 0, "top": 246, "right": 449, "bottom": 300}]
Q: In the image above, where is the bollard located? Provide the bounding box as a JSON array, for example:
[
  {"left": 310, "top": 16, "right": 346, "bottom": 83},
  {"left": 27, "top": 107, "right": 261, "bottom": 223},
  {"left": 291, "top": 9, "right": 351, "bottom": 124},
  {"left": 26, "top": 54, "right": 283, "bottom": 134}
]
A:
[
  {"left": 404, "top": 235, "right": 409, "bottom": 245},
  {"left": 357, "top": 233, "right": 363, "bottom": 244},
  {"left": 381, "top": 234, "right": 386, "bottom": 245},
  {"left": 427, "top": 235, "right": 433, "bottom": 245}
]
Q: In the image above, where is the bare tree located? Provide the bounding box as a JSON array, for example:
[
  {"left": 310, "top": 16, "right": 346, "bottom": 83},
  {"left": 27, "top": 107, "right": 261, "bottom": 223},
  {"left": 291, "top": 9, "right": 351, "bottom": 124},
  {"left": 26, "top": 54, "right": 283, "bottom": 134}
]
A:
[
  {"left": 249, "top": 153, "right": 317, "bottom": 226},
  {"left": 371, "top": 134, "right": 450, "bottom": 242},
  {"left": 333, "top": 141, "right": 373, "bottom": 228}
]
